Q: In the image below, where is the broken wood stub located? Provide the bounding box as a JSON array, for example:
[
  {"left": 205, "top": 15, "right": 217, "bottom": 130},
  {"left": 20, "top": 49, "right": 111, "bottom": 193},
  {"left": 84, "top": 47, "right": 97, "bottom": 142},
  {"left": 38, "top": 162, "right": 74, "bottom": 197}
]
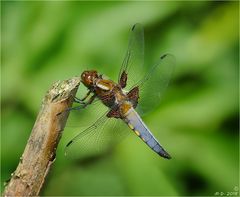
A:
[{"left": 3, "top": 77, "right": 81, "bottom": 196}]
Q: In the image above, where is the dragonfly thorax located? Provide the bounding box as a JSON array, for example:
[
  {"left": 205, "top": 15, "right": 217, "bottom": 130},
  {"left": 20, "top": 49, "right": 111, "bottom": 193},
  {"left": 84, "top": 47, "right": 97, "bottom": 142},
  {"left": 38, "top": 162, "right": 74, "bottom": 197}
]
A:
[{"left": 81, "top": 70, "right": 139, "bottom": 116}]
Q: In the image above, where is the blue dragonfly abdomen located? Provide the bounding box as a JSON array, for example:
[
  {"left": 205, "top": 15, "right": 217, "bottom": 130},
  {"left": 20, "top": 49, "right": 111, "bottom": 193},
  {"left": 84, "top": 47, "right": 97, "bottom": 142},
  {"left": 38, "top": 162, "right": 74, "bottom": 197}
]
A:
[{"left": 124, "top": 107, "right": 171, "bottom": 159}]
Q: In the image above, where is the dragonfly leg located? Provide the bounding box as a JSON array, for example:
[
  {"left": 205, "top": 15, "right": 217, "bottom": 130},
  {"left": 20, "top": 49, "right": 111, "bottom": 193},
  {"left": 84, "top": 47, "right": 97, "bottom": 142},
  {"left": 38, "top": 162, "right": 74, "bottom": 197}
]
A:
[
  {"left": 57, "top": 94, "right": 96, "bottom": 115},
  {"left": 73, "top": 97, "right": 85, "bottom": 104},
  {"left": 69, "top": 94, "right": 96, "bottom": 111},
  {"left": 73, "top": 91, "right": 91, "bottom": 104}
]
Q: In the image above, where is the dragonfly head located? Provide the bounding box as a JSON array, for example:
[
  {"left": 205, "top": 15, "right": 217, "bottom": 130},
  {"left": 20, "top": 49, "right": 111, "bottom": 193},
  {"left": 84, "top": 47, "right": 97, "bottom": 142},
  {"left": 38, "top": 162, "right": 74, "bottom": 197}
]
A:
[{"left": 81, "top": 70, "right": 99, "bottom": 87}]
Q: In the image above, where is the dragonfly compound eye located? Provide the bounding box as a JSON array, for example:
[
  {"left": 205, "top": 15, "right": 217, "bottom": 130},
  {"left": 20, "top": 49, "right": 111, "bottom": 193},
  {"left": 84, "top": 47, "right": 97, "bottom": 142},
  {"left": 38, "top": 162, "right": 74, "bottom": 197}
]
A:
[{"left": 81, "top": 70, "right": 99, "bottom": 87}]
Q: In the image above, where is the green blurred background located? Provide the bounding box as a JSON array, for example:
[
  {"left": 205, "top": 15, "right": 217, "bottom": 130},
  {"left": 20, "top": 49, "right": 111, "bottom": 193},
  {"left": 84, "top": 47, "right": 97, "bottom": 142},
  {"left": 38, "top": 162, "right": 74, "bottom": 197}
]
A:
[{"left": 1, "top": 1, "right": 239, "bottom": 196}]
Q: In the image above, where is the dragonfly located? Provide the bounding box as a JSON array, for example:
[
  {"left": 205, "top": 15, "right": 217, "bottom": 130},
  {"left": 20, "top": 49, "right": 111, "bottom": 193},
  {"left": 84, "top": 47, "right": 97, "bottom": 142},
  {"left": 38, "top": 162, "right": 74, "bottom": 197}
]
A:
[{"left": 65, "top": 23, "right": 175, "bottom": 159}]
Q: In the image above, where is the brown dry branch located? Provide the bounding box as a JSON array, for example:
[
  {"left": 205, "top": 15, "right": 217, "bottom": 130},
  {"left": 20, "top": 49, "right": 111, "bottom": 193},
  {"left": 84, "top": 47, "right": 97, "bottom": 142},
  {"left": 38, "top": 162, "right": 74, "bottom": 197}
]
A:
[{"left": 3, "top": 77, "right": 81, "bottom": 197}]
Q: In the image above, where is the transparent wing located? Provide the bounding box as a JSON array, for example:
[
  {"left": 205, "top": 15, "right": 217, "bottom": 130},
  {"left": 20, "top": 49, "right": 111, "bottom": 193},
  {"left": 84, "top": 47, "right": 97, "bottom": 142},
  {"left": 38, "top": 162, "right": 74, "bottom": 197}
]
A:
[
  {"left": 118, "top": 23, "right": 144, "bottom": 90},
  {"left": 118, "top": 24, "right": 175, "bottom": 115},
  {"left": 65, "top": 96, "right": 130, "bottom": 159},
  {"left": 65, "top": 113, "right": 129, "bottom": 159},
  {"left": 63, "top": 97, "right": 103, "bottom": 129},
  {"left": 136, "top": 54, "right": 176, "bottom": 116},
  {"left": 65, "top": 110, "right": 108, "bottom": 155}
]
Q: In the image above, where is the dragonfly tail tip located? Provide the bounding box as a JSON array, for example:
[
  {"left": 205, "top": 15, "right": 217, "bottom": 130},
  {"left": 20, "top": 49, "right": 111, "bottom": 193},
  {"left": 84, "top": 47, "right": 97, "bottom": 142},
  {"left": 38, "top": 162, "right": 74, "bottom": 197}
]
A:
[
  {"left": 163, "top": 152, "right": 172, "bottom": 159},
  {"left": 159, "top": 150, "right": 171, "bottom": 159}
]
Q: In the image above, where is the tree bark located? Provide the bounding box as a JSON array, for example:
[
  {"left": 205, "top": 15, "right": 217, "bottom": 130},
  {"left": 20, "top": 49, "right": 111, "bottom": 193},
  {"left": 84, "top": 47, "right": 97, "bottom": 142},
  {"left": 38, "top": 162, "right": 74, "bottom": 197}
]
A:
[{"left": 3, "top": 77, "right": 81, "bottom": 196}]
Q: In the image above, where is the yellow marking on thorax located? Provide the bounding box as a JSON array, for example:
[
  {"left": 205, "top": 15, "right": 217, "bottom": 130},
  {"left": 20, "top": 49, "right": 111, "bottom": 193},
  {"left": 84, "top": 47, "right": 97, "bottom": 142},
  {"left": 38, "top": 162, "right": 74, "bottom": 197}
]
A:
[{"left": 96, "top": 79, "right": 112, "bottom": 90}]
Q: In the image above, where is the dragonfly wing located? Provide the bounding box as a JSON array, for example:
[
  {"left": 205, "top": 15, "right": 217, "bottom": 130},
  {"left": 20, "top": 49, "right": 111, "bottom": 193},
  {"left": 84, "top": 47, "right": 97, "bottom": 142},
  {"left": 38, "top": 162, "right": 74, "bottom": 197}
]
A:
[
  {"left": 118, "top": 24, "right": 175, "bottom": 115},
  {"left": 65, "top": 97, "right": 105, "bottom": 129},
  {"left": 124, "top": 107, "right": 171, "bottom": 159},
  {"left": 118, "top": 23, "right": 145, "bottom": 90},
  {"left": 65, "top": 110, "right": 109, "bottom": 155},
  {"left": 65, "top": 110, "right": 129, "bottom": 159},
  {"left": 136, "top": 54, "right": 176, "bottom": 116}
]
